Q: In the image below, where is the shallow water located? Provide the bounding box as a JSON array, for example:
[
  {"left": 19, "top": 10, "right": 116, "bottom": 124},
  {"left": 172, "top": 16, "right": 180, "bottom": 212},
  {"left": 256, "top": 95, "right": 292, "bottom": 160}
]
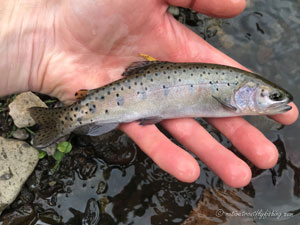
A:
[{"left": 0, "top": 0, "right": 300, "bottom": 224}]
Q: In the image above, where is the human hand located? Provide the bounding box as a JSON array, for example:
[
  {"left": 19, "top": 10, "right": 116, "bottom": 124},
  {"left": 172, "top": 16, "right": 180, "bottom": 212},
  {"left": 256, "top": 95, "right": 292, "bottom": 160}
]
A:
[{"left": 0, "top": 0, "right": 298, "bottom": 187}]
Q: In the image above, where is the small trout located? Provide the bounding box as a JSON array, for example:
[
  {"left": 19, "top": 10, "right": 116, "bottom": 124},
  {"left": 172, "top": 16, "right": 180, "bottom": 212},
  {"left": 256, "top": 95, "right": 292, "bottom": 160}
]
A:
[{"left": 29, "top": 61, "right": 293, "bottom": 148}]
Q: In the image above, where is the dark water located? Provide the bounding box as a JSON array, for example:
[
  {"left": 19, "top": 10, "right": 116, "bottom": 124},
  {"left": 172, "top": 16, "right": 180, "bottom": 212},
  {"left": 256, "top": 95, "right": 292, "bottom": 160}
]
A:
[{"left": 1, "top": 0, "right": 300, "bottom": 224}]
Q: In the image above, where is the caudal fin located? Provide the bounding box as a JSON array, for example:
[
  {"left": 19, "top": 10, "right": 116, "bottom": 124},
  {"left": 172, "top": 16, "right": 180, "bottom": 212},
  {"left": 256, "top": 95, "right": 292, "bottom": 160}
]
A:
[{"left": 28, "top": 107, "right": 63, "bottom": 149}]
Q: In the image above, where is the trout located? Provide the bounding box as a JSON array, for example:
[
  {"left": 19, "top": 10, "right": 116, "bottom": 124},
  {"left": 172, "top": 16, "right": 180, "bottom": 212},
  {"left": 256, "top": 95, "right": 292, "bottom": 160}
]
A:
[{"left": 29, "top": 61, "right": 293, "bottom": 148}]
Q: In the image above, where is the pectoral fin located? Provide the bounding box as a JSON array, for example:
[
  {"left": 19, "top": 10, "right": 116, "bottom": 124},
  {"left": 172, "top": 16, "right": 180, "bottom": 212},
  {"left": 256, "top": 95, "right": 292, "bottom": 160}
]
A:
[
  {"left": 74, "top": 122, "right": 119, "bottom": 136},
  {"left": 212, "top": 96, "right": 237, "bottom": 111}
]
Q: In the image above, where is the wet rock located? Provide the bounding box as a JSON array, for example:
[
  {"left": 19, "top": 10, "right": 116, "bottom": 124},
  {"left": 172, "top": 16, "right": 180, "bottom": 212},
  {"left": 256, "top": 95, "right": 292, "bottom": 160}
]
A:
[
  {"left": 168, "top": 6, "right": 180, "bottom": 16},
  {"left": 39, "top": 209, "right": 62, "bottom": 224},
  {"left": 12, "top": 129, "right": 29, "bottom": 140},
  {"left": 82, "top": 198, "right": 100, "bottom": 225},
  {"left": 0, "top": 204, "right": 36, "bottom": 225},
  {"left": 8, "top": 92, "right": 47, "bottom": 128},
  {"left": 244, "top": 116, "right": 282, "bottom": 132},
  {"left": 183, "top": 188, "right": 255, "bottom": 225},
  {"left": 42, "top": 144, "right": 56, "bottom": 156},
  {"left": 96, "top": 181, "right": 107, "bottom": 194},
  {"left": 218, "top": 32, "right": 235, "bottom": 49},
  {"left": 0, "top": 137, "right": 39, "bottom": 215}
]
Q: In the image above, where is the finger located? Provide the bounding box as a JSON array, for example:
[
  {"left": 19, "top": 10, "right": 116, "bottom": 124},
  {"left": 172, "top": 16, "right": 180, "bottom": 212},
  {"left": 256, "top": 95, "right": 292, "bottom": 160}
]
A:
[
  {"left": 119, "top": 122, "right": 200, "bottom": 182},
  {"left": 269, "top": 102, "right": 298, "bottom": 125},
  {"left": 206, "top": 117, "right": 279, "bottom": 169},
  {"left": 161, "top": 118, "right": 252, "bottom": 188},
  {"left": 164, "top": 0, "right": 246, "bottom": 18}
]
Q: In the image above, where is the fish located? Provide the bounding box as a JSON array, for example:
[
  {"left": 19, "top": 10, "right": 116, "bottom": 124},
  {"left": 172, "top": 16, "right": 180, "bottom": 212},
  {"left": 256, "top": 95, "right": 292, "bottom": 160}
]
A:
[{"left": 29, "top": 61, "right": 293, "bottom": 149}]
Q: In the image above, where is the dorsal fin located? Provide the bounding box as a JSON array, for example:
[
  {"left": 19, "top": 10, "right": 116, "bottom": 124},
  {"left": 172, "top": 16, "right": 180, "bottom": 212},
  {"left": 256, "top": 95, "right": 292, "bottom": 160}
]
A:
[{"left": 122, "top": 61, "right": 166, "bottom": 76}]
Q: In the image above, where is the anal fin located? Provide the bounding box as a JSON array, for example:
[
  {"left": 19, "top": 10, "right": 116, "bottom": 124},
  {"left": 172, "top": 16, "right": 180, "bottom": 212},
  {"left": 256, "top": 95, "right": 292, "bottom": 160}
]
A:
[{"left": 74, "top": 122, "right": 119, "bottom": 136}]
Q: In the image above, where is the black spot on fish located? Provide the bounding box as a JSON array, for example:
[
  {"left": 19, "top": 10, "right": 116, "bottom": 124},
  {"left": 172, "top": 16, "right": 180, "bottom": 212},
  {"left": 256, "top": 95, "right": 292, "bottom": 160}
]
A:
[
  {"left": 134, "top": 82, "right": 137, "bottom": 85},
  {"left": 77, "top": 117, "right": 82, "bottom": 122},
  {"left": 121, "top": 87, "right": 124, "bottom": 91},
  {"left": 168, "top": 76, "right": 170, "bottom": 79},
  {"left": 209, "top": 81, "right": 213, "bottom": 84},
  {"left": 107, "top": 91, "right": 111, "bottom": 95},
  {"left": 155, "top": 73, "right": 158, "bottom": 76},
  {"left": 95, "top": 97, "right": 98, "bottom": 100},
  {"left": 150, "top": 78, "right": 153, "bottom": 82},
  {"left": 203, "top": 72, "right": 206, "bottom": 74},
  {"left": 178, "top": 66, "right": 181, "bottom": 69},
  {"left": 70, "top": 117, "right": 73, "bottom": 121},
  {"left": 113, "top": 87, "right": 116, "bottom": 90},
  {"left": 140, "top": 82, "right": 143, "bottom": 86},
  {"left": 105, "top": 109, "right": 109, "bottom": 114},
  {"left": 163, "top": 71, "right": 166, "bottom": 74},
  {"left": 174, "top": 71, "right": 177, "bottom": 74},
  {"left": 147, "top": 71, "right": 150, "bottom": 74},
  {"left": 145, "top": 87, "right": 148, "bottom": 91},
  {"left": 61, "top": 121, "right": 64, "bottom": 125},
  {"left": 128, "top": 86, "right": 131, "bottom": 89},
  {"left": 222, "top": 72, "right": 225, "bottom": 75},
  {"left": 85, "top": 103, "right": 89, "bottom": 106},
  {"left": 116, "top": 93, "right": 119, "bottom": 97},
  {"left": 227, "top": 83, "right": 230, "bottom": 86},
  {"left": 216, "top": 72, "right": 218, "bottom": 75},
  {"left": 208, "top": 72, "right": 211, "bottom": 75},
  {"left": 190, "top": 84, "right": 193, "bottom": 88},
  {"left": 163, "top": 85, "right": 166, "bottom": 88},
  {"left": 191, "top": 73, "right": 193, "bottom": 76},
  {"left": 216, "top": 81, "right": 218, "bottom": 83},
  {"left": 65, "top": 116, "right": 68, "bottom": 120},
  {"left": 216, "top": 88, "right": 219, "bottom": 91},
  {"left": 70, "top": 108, "right": 73, "bottom": 111},
  {"left": 178, "top": 79, "right": 181, "bottom": 82},
  {"left": 101, "top": 96, "right": 105, "bottom": 99},
  {"left": 183, "top": 69, "right": 186, "bottom": 72},
  {"left": 74, "top": 114, "right": 77, "bottom": 117}
]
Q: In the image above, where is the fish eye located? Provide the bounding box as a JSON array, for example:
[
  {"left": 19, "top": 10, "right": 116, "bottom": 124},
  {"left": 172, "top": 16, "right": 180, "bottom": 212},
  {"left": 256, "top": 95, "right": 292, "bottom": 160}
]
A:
[{"left": 269, "top": 91, "right": 284, "bottom": 101}]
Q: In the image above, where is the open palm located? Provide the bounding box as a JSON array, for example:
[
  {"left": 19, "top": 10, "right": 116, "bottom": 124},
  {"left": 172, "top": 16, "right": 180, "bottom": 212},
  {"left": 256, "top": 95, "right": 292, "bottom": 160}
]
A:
[{"left": 19, "top": 0, "right": 298, "bottom": 187}]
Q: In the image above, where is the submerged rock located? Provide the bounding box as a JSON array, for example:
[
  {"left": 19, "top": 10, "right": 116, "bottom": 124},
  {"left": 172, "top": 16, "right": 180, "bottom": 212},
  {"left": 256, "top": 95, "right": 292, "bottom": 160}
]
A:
[
  {"left": 183, "top": 188, "right": 255, "bottom": 225},
  {"left": 8, "top": 92, "right": 47, "bottom": 128},
  {"left": 0, "top": 137, "right": 39, "bottom": 215},
  {"left": 12, "top": 129, "right": 30, "bottom": 141}
]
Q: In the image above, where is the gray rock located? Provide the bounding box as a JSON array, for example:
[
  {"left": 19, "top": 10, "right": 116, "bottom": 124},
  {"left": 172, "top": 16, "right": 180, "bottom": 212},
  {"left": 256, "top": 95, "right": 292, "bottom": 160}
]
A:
[
  {"left": 42, "top": 144, "right": 57, "bottom": 156},
  {"left": 0, "top": 137, "right": 39, "bottom": 215},
  {"left": 9, "top": 92, "right": 47, "bottom": 128},
  {"left": 12, "top": 129, "right": 29, "bottom": 140}
]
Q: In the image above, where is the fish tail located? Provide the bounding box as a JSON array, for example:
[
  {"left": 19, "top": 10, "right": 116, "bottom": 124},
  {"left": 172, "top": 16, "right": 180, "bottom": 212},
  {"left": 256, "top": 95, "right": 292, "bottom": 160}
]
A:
[{"left": 28, "top": 107, "right": 65, "bottom": 149}]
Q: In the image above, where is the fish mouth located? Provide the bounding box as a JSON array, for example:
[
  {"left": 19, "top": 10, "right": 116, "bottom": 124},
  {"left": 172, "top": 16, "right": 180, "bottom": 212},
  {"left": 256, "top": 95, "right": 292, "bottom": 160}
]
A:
[{"left": 268, "top": 97, "right": 293, "bottom": 114}]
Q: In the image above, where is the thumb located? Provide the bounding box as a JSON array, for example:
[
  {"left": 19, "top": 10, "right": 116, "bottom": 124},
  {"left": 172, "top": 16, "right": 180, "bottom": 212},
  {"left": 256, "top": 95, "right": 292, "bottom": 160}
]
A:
[{"left": 163, "top": 0, "right": 246, "bottom": 18}]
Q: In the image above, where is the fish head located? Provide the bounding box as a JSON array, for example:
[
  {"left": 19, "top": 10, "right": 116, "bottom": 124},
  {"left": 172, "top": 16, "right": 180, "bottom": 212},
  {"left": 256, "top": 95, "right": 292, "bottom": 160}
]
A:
[{"left": 234, "top": 80, "right": 293, "bottom": 115}]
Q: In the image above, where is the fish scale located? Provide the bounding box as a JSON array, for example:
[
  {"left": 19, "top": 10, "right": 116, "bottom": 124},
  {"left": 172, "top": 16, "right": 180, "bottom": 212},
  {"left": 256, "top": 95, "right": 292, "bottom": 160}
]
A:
[{"left": 29, "top": 61, "right": 293, "bottom": 148}]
